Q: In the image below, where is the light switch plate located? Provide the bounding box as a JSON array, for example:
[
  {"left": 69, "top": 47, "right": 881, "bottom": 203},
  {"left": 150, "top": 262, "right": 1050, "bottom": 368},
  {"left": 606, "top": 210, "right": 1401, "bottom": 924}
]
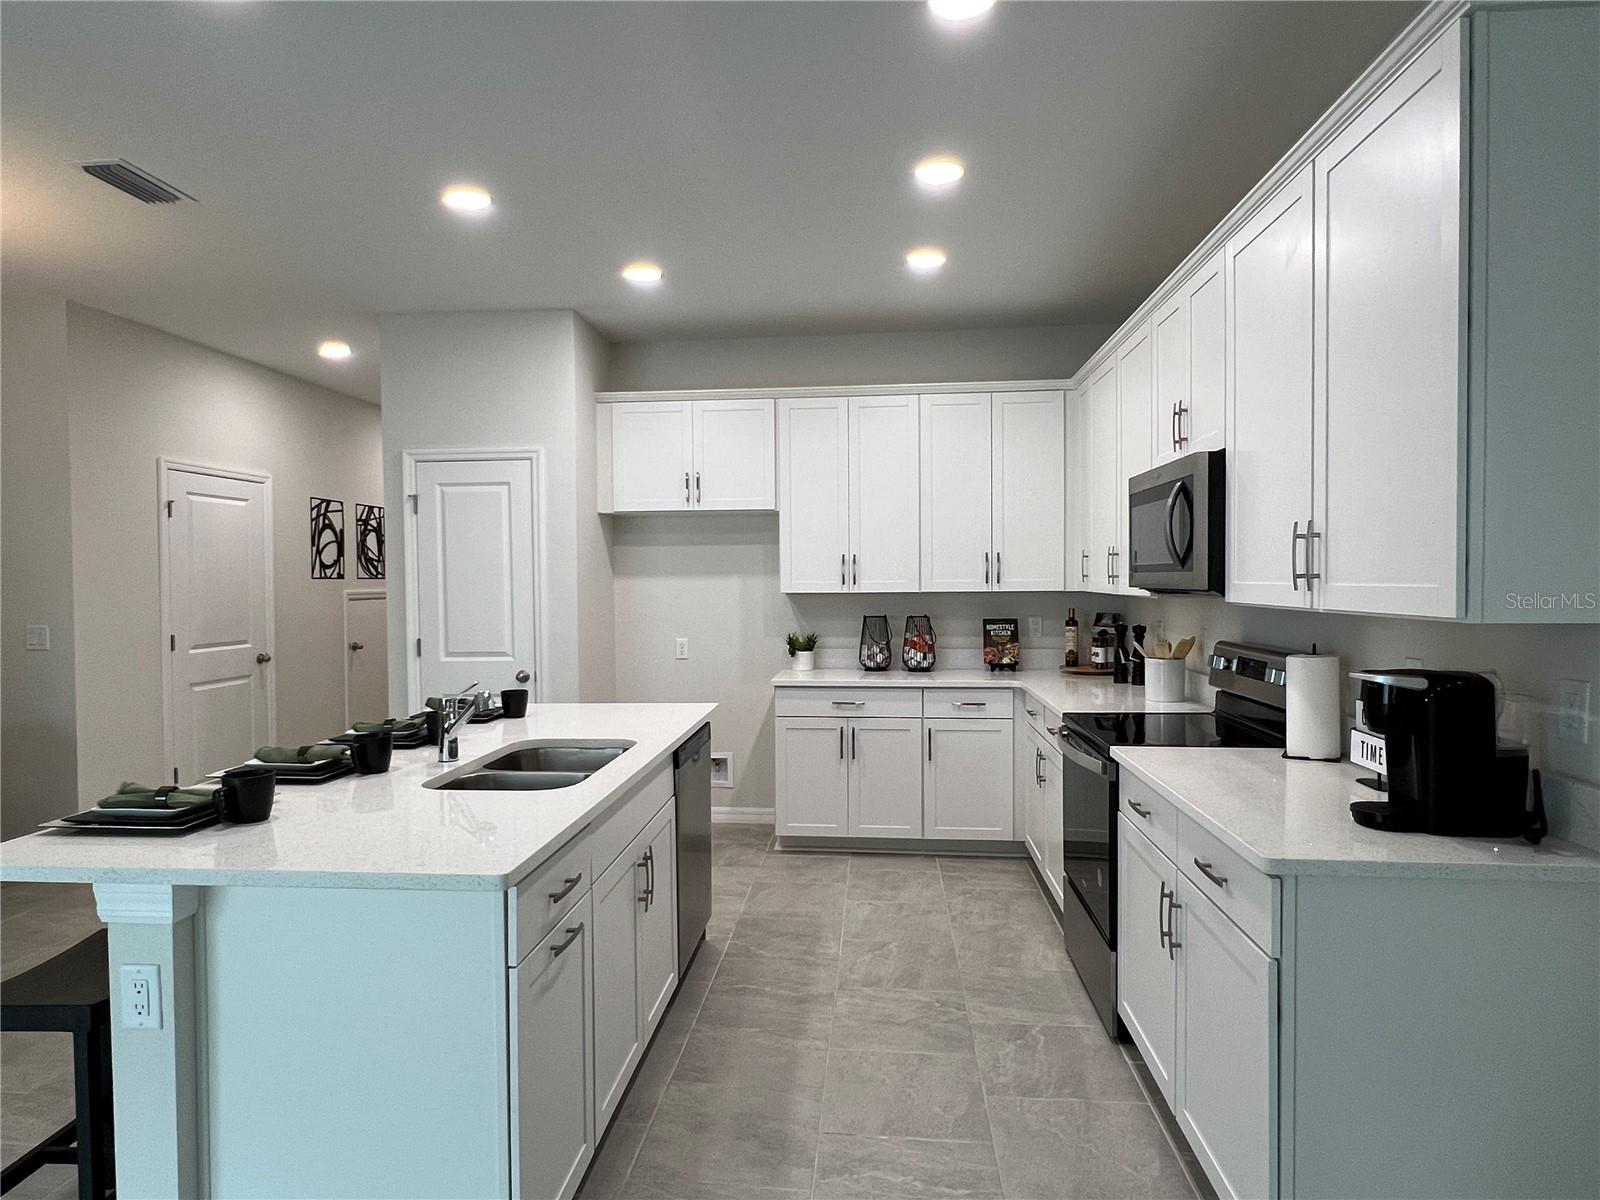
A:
[
  {"left": 1028, "top": 617, "right": 1043, "bottom": 639},
  {"left": 25, "top": 624, "right": 49, "bottom": 651},
  {"left": 675, "top": 638, "right": 689, "bottom": 660},
  {"left": 1558, "top": 679, "right": 1591, "bottom": 744}
]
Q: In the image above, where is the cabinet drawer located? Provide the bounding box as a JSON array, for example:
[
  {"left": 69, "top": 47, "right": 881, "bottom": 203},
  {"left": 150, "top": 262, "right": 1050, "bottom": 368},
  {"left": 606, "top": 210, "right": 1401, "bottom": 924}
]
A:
[
  {"left": 775, "top": 688, "right": 922, "bottom": 719},
  {"left": 1120, "top": 771, "right": 1178, "bottom": 865},
  {"left": 1015, "top": 690, "right": 1060, "bottom": 743},
  {"left": 923, "top": 689, "right": 1012, "bottom": 719},
  {"left": 1178, "top": 815, "right": 1278, "bottom": 956},
  {"left": 508, "top": 832, "right": 593, "bottom": 966},
  {"left": 589, "top": 762, "right": 674, "bottom": 880}
]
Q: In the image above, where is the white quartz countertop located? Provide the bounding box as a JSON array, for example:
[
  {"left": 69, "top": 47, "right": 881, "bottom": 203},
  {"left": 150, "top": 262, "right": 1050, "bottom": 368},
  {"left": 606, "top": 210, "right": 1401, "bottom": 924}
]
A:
[
  {"left": 1114, "top": 747, "right": 1600, "bottom": 882},
  {"left": 771, "top": 668, "right": 1208, "bottom": 715},
  {"left": 0, "top": 703, "right": 717, "bottom": 892}
]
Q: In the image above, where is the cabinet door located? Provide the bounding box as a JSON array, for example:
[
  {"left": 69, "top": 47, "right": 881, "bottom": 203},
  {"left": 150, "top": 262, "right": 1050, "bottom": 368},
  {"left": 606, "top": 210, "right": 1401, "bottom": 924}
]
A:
[
  {"left": 1019, "top": 728, "right": 1046, "bottom": 873},
  {"left": 775, "top": 717, "right": 849, "bottom": 836},
  {"left": 1085, "top": 360, "right": 1120, "bottom": 591},
  {"left": 592, "top": 839, "right": 647, "bottom": 1127},
  {"left": 512, "top": 894, "right": 595, "bottom": 1200},
  {"left": 848, "top": 717, "right": 924, "bottom": 837},
  {"left": 1116, "top": 815, "right": 1177, "bottom": 1108},
  {"left": 1041, "top": 744, "right": 1065, "bottom": 909},
  {"left": 612, "top": 402, "right": 693, "bottom": 511},
  {"left": 692, "top": 399, "right": 775, "bottom": 510},
  {"left": 992, "top": 391, "right": 1066, "bottom": 591},
  {"left": 1153, "top": 293, "right": 1188, "bottom": 466},
  {"left": 778, "top": 398, "right": 849, "bottom": 592},
  {"left": 1117, "top": 321, "right": 1154, "bottom": 593},
  {"left": 920, "top": 393, "right": 993, "bottom": 591},
  {"left": 1226, "top": 165, "right": 1316, "bottom": 609},
  {"left": 637, "top": 803, "right": 679, "bottom": 1037},
  {"left": 1063, "top": 388, "right": 1091, "bottom": 588},
  {"left": 849, "top": 395, "right": 920, "bottom": 592},
  {"left": 1184, "top": 249, "right": 1227, "bottom": 455},
  {"left": 1314, "top": 34, "right": 1463, "bottom": 618},
  {"left": 1176, "top": 877, "right": 1277, "bottom": 1200},
  {"left": 923, "top": 718, "right": 1013, "bottom": 840}
]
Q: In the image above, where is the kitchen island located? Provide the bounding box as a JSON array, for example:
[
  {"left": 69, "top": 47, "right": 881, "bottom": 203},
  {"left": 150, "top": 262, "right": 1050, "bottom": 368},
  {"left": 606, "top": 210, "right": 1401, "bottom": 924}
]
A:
[{"left": 0, "top": 702, "right": 716, "bottom": 1200}]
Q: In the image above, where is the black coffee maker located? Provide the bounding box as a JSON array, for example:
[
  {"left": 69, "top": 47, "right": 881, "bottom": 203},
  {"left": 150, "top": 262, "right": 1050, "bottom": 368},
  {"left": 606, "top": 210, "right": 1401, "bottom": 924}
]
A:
[{"left": 1349, "top": 669, "right": 1538, "bottom": 838}]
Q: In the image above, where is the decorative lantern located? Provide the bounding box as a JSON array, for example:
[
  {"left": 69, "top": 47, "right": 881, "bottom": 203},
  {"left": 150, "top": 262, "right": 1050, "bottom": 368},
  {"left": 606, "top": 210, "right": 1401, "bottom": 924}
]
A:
[
  {"left": 902, "top": 615, "right": 936, "bottom": 672},
  {"left": 859, "top": 616, "right": 892, "bottom": 671}
]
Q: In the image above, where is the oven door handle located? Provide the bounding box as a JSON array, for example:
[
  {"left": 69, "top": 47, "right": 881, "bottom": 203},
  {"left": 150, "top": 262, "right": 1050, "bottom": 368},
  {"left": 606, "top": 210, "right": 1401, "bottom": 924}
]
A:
[{"left": 1059, "top": 734, "right": 1114, "bottom": 779}]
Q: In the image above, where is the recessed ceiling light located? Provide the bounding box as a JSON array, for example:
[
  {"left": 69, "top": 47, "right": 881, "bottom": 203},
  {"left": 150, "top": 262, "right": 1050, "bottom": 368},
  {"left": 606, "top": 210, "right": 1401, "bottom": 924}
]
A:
[
  {"left": 317, "top": 340, "right": 353, "bottom": 361},
  {"left": 928, "top": 0, "right": 995, "bottom": 22},
  {"left": 439, "top": 184, "right": 493, "bottom": 213},
  {"left": 913, "top": 156, "right": 965, "bottom": 188},
  {"left": 621, "top": 261, "right": 664, "bottom": 286},
  {"left": 905, "top": 247, "right": 947, "bottom": 273}
]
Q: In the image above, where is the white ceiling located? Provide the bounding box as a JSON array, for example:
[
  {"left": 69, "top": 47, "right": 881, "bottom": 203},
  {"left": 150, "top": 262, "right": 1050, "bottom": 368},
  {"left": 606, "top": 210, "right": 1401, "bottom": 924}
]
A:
[{"left": 1, "top": 1, "right": 1420, "bottom": 403}]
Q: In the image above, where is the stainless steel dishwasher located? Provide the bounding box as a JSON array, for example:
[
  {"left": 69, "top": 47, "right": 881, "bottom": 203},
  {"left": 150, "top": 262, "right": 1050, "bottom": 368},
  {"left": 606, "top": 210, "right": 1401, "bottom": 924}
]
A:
[{"left": 673, "top": 724, "right": 713, "bottom": 973}]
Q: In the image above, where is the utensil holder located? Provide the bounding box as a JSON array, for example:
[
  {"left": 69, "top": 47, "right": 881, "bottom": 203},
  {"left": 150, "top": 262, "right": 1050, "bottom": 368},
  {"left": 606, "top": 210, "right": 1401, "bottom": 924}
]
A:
[{"left": 1145, "top": 657, "right": 1187, "bottom": 702}]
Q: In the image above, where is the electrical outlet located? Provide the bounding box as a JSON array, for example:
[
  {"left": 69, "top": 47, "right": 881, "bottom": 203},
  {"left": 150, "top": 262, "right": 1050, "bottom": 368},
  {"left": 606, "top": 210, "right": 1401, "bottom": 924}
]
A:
[
  {"left": 120, "top": 964, "right": 162, "bottom": 1029},
  {"left": 1558, "top": 679, "right": 1592, "bottom": 744},
  {"left": 1028, "top": 617, "right": 1043, "bottom": 640},
  {"left": 1403, "top": 656, "right": 1425, "bottom": 669},
  {"left": 675, "top": 638, "right": 689, "bottom": 660}
]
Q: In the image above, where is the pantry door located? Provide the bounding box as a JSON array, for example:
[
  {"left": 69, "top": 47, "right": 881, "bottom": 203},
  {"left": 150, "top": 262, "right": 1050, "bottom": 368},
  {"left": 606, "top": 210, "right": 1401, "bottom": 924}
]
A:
[{"left": 161, "top": 460, "right": 275, "bottom": 784}]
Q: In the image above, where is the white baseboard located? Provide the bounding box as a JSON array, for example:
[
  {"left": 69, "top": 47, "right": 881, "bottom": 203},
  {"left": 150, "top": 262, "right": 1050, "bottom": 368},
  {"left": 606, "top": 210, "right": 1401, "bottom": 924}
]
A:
[{"left": 712, "top": 806, "right": 775, "bottom": 824}]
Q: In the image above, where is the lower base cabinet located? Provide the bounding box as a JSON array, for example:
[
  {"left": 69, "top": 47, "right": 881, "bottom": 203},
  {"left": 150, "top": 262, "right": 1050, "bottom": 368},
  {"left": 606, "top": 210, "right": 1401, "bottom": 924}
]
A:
[
  {"left": 924, "top": 718, "right": 1014, "bottom": 840},
  {"left": 1117, "top": 815, "right": 1177, "bottom": 1105},
  {"left": 511, "top": 895, "right": 596, "bottom": 1200},
  {"left": 775, "top": 717, "right": 850, "bottom": 836},
  {"left": 850, "top": 717, "right": 924, "bottom": 837},
  {"left": 1021, "top": 725, "right": 1065, "bottom": 907}
]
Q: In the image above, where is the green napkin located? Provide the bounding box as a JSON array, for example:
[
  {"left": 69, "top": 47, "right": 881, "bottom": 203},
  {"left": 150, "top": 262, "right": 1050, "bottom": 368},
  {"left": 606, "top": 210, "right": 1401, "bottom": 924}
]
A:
[
  {"left": 253, "top": 744, "right": 349, "bottom": 765},
  {"left": 353, "top": 717, "right": 424, "bottom": 736},
  {"left": 98, "top": 782, "right": 218, "bottom": 810}
]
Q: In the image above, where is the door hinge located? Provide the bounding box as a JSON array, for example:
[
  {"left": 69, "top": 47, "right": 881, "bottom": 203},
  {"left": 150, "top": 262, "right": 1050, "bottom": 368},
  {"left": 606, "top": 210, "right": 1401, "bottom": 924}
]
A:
[
  {"left": 408, "top": 493, "right": 418, "bottom": 514},
  {"left": 170, "top": 634, "right": 176, "bottom": 652},
  {"left": 165, "top": 499, "right": 174, "bottom": 518},
  {"left": 415, "top": 637, "right": 422, "bottom": 657}
]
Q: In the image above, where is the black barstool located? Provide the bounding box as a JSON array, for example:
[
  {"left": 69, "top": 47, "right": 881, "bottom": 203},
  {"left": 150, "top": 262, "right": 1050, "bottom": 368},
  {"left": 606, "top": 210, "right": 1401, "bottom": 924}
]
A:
[{"left": 1, "top": 928, "right": 115, "bottom": 1199}]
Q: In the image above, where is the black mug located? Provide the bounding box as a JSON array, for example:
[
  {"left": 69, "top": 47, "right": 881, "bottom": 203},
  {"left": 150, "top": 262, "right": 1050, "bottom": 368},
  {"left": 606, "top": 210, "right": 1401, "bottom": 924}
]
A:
[
  {"left": 349, "top": 728, "right": 393, "bottom": 774},
  {"left": 501, "top": 689, "right": 529, "bottom": 719},
  {"left": 218, "top": 767, "right": 275, "bottom": 823}
]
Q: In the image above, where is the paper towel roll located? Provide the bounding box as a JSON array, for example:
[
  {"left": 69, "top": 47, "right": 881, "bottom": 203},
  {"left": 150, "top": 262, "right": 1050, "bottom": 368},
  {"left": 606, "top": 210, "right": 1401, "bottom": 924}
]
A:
[{"left": 1285, "top": 653, "right": 1343, "bottom": 761}]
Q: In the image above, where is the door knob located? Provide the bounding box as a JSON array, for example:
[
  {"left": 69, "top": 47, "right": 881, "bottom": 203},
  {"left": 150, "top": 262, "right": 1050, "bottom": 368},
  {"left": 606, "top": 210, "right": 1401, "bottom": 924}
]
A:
[
  {"left": 515, "top": 669, "right": 530, "bottom": 684},
  {"left": 349, "top": 641, "right": 364, "bottom": 652},
  {"left": 256, "top": 652, "right": 272, "bottom": 664}
]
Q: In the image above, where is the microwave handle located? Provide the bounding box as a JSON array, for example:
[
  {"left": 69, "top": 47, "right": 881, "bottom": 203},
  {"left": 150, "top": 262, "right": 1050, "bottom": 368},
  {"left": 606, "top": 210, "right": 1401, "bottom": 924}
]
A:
[{"left": 1164, "top": 479, "right": 1192, "bottom": 565}]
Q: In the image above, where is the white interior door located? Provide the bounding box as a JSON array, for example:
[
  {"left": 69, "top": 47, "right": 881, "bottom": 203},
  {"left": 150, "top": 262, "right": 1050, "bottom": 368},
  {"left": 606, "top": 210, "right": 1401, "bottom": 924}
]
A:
[
  {"left": 848, "top": 395, "right": 920, "bottom": 592},
  {"left": 413, "top": 455, "right": 538, "bottom": 703},
  {"left": 778, "top": 398, "right": 849, "bottom": 592},
  {"left": 344, "top": 590, "right": 389, "bottom": 725},
  {"left": 991, "top": 391, "right": 1065, "bottom": 591},
  {"left": 164, "top": 464, "right": 273, "bottom": 782},
  {"left": 920, "top": 393, "right": 993, "bottom": 591},
  {"left": 692, "top": 399, "right": 775, "bottom": 510},
  {"left": 612, "top": 402, "right": 692, "bottom": 511},
  {"left": 1226, "top": 165, "right": 1316, "bottom": 609}
]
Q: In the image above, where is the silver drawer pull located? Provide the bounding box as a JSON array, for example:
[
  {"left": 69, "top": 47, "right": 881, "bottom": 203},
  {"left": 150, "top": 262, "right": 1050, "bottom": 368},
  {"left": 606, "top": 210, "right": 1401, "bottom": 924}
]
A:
[
  {"left": 550, "top": 922, "right": 584, "bottom": 958},
  {"left": 546, "top": 873, "right": 583, "bottom": 903},
  {"left": 1193, "top": 858, "right": 1229, "bottom": 888},
  {"left": 1127, "top": 801, "right": 1151, "bottom": 819},
  {"left": 831, "top": 700, "right": 866, "bottom": 707},
  {"left": 954, "top": 701, "right": 987, "bottom": 708},
  {"left": 1025, "top": 707, "right": 1038, "bottom": 717}
]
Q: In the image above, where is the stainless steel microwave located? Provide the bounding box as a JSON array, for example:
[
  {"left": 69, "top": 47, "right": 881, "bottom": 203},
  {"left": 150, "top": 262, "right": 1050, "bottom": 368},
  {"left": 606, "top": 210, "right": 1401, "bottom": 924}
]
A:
[{"left": 1127, "top": 450, "right": 1225, "bottom": 594}]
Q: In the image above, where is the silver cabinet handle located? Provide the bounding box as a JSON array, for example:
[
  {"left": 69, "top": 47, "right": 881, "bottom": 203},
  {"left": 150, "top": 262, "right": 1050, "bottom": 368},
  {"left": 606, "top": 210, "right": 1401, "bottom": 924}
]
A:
[
  {"left": 1025, "top": 707, "right": 1038, "bottom": 717},
  {"left": 984, "top": 551, "right": 990, "bottom": 587},
  {"left": 1291, "top": 521, "right": 1302, "bottom": 590},
  {"left": 551, "top": 922, "right": 584, "bottom": 958},
  {"left": 841, "top": 553, "right": 847, "bottom": 588},
  {"left": 684, "top": 472, "right": 691, "bottom": 505},
  {"left": 1167, "top": 899, "right": 1183, "bottom": 960},
  {"left": 839, "top": 726, "right": 845, "bottom": 759},
  {"left": 850, "top": 726, "right": 856, "bottom": 760},
  {"left": 831, "top": 700, "right": 865, "bottom": 707},
  {"left": 1193, "top": 858, "right": 1229, "bottom": 888},
  {"left": 695, "top": 471, "right": 701, "bottom": 503},
  {"left": 996, "top": 552, "right": 1002, "bottom": 586},
  {"left": 547, "top": 873, "right": 583, "bottom": 903},
  {"left": 349, "top": 641, "right": 364, "bottom": 652},
  {"left": 256, "top": 652, "right": 272, "bottom": 664},
  {"left": 1172, "top": 403, "right": 1180, "bottom": 450},
  {"left": 1127, "top": 800, "right": 1151, "bottom": 819},
  {"left": 1045, "top": 724, "right": 1062, "bottom": 736},
  {"left": 1303, "top": 519, "right": 1321, "bottom": 588},
  {"left": 954, "top": 701, "right": 987, "bottom": 708},
  {"left": 1081, "top": 549, "right": 1089, "bottom": 582},
  {"left": 1178, "top": 404, "right": 1189, "bottom": 447},
  {"left": 1035, "top": 748, "right": 1044, "bottom": 787},
  {"left": 851, "top": 553, "right": 857, "bottom": 586},
  {"left": 927, "top": 727, "right": 933, "bottom": 762},
  {"left": 646, "top": 846, "right": 656, "bottom": 907},
  {"left": 637, "top": 853, "right": 651, "bottom": 908},
  {"left": 1159, "top": 880, "right": 1172, "bottom": 949}
]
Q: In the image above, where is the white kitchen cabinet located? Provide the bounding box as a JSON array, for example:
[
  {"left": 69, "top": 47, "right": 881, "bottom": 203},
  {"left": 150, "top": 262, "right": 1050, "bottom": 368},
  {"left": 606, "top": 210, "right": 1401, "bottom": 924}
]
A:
[
  {"left": 511, "top": 894, "right": 595, "bottom": 1200},
  {"left": 1312, "top": 33, "right": 1462, "bottom": 618},
  {"left": 991, "top": 391, "right": 1065, "bottom": 590},
  {"left": 778, "top": 398, "right": 850, "bottom": 592},
  {"left": 607, "top": 399, "right": 774, "bottom": 513},
  {"left": 1041, "top": 747, "right": 1064, "bottom": 909},
  {"left": 848, "top": 717, "right": 924, "bottom": 838},
  {"left": 1176, "top": 875, "right": 1277, "bottom": 1200},
  {"left": 1116, "top": 815, "right": 1177, "bottom": 1107},
  {"left": 591, "top": 835, "right": 648, "bottom": 1127},
  {"left": 636, "top": 802, "right": 678, "bottom": 1036},
  {"left": 848, "top": 395, "right": 920, "bottom": 592},
  {"left": 774, "top": 716, "right": 849, "bottom": 835},
  {"left": 1153, "top": 292, "right": 1188, "bottom": 468},
  {"left": 1155, "top": 250, "right": 1226, "bottom": 466},
  {"left": 692, "top": 399, "right": 776, "bottom": 510},
  {"left": 923, "top": 718, "right": 1013, "bottom": 840},
  {"left": 1018, "top": 725, "right": 1046, "bottom": 870},
  {"left": 1084, "top": 359, "right": 1120, "bottom": 591},
  {"left": 1116, "top": 321, "right": 1154, "bottom": 594},
  {"left": 1021, "top": 724, "right": 1064, "bottom": 908},
  {"left": 1225, "top": 164, "right": 1316, "bottom": 610},
  {"left": 920, "top": 393, "right": 993, "bottom": 591},
  {"left": 1063, "top": 387, "right": 1091, "bottom": 588}
]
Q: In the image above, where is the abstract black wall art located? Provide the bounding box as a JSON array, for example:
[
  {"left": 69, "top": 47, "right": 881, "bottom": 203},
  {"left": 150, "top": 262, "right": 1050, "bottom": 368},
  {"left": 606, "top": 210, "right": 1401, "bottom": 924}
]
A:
[
  {"left": 309, "top": 497, "right": 345, "bottom": 579},
  {"left": 355, "top": 503, "right": 385, "bottom": 579}
]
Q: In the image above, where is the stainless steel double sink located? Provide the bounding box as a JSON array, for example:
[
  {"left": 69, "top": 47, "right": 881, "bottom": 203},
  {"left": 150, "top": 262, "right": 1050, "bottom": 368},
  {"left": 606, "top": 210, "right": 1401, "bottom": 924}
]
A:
[{"left": 425, "top": 739, "right": 635, "bottom": 791}]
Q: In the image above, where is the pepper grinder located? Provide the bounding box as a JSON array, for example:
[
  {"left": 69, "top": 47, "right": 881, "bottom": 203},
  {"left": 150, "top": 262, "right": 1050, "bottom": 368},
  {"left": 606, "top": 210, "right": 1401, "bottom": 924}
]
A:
[
  {"left": 1112, "top": 620, "right": 1130, "bottom": 684},
  {"left": 1129, "top": 623, "right": 1147, "bottom": 687}
]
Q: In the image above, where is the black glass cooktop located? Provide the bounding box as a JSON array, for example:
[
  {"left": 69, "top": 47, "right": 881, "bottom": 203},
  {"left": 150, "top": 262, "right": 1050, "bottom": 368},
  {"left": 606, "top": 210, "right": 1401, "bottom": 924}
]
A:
[{"left": 1060, "top": 709, "right": 1285, "bottom": 756}]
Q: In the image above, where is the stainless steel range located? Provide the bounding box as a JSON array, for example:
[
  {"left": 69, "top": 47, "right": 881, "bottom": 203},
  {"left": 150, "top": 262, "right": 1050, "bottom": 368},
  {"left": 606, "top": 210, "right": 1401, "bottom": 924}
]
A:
[{"left": 1056, "top": 641, "right": 1291, "bottom": 1038}]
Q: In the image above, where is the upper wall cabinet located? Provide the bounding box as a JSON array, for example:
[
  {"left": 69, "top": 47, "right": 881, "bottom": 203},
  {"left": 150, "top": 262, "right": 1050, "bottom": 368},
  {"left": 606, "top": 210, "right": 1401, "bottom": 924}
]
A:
[
  {"left": 1116, "top": 324, "right": 1154, "bottom": 596},
  {"left": 779, "top": 395, "right": 920, "bottom": 593},
  {"left": 1154, "top": 249, "right": 1226, "bottom": 466},
  {"left": 921, "top": 392, "right": 1065, "bottom": 592},
  {"left": 600, "top": 399, "right": 775, "bottom": 513}
]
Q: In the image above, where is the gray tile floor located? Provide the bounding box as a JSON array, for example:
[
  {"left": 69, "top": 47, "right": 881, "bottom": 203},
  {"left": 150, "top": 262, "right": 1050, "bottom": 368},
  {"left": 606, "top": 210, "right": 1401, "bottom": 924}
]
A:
[
  {"left": 0, "top": 829, "right": 1211, "bottom": 1200},
  {"left": 580, "top": 824, "right": 1212, "bottom": 1200}
]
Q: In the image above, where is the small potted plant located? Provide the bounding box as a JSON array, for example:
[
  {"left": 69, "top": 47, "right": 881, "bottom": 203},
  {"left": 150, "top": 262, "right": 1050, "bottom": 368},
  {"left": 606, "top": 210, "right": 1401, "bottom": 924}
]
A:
[{"left": 786, "top": 631, "right": 818, "bottom": 672}]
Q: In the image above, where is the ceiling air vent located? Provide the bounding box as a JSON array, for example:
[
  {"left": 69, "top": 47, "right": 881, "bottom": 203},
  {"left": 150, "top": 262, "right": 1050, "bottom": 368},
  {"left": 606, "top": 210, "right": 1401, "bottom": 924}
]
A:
[{"left": 78, "top": 159, "right": 195, "bottom": 205}]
